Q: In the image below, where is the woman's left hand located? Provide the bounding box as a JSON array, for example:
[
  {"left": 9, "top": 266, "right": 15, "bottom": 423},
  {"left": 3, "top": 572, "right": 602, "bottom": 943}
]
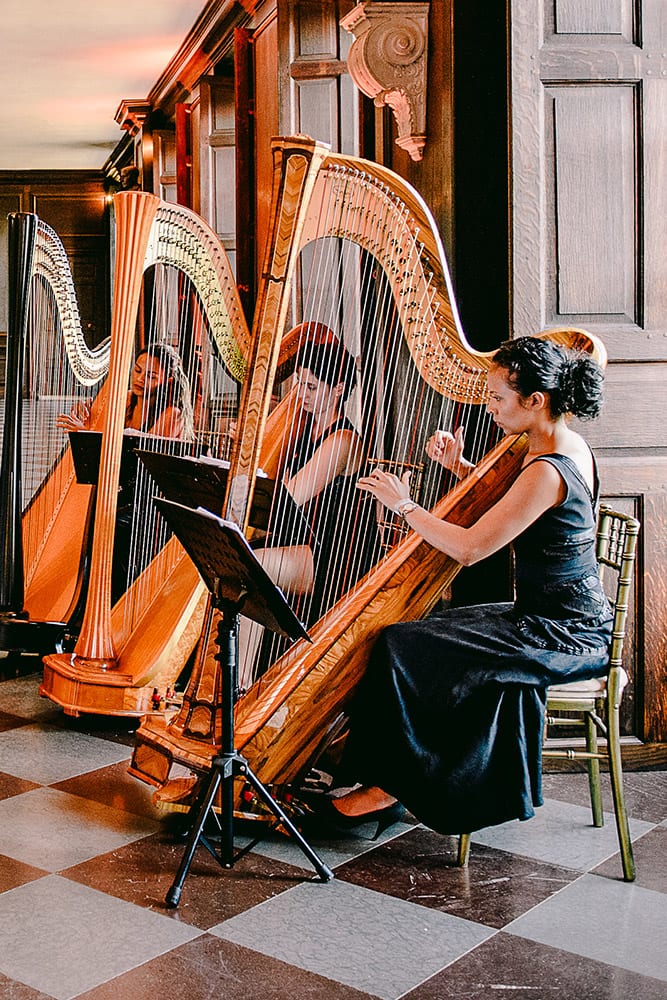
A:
[{"left": 357, "top": 467, "right": 411, "bottom": 511}]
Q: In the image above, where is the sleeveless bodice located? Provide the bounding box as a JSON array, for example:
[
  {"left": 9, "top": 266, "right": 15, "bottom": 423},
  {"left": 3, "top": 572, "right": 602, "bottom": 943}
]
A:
[
  {"left": 513, "top": 453, "right": 607, "bottom": 620},
  {"left": 284, "top": 414, "right": 355, "bottom": 479}
]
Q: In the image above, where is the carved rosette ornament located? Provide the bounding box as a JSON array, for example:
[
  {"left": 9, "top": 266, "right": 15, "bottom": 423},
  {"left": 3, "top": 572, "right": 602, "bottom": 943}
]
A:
[{"left": 341, "top": 2, "right": 429, "bottom": 161}]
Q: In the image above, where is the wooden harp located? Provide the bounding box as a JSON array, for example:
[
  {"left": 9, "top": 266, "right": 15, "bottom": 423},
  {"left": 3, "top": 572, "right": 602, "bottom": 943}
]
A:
[
  {"left": 40, "top": 192, "right": 251, "bottom": 716},
  {"left": 0, "top": 212, "right": 110, "bottom": 652},
  {"left": 129, "top": 137, "right": 605, "bottom": 797}
]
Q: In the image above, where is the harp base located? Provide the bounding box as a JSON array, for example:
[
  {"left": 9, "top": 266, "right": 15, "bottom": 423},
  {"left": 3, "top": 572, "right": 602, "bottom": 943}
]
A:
[
  {"left": 129, "top": 720, "right": 217, "bottom": 788},
  {"left": 40, "top": 653, "right": 156, "bottom": 718}
]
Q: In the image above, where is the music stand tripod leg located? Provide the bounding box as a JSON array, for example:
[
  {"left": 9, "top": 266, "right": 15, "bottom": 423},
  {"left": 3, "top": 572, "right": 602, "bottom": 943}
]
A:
[
  {"left": 165, "top": 764, "right": 223, "bottom": 908},
  {"left": 240, "top": 759, "right": 334, "bottom": 880},
  {"left": 166, "top": 599, "right": 332, "bottom": 909}
]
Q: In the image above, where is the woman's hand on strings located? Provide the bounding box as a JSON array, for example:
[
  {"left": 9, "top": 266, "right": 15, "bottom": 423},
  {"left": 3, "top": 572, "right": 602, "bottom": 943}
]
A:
[
  {"left": 426, "top": 426, "right": 473, "bottom": 477},
  {"left": 357, "top": 467, "right": 411, "bottom": 511},
  {"left": 56, "top": 401, "right": 91, "bottom": 433}
]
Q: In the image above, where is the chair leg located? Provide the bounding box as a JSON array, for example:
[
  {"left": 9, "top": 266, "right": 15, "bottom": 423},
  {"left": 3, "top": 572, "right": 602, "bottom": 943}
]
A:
[
  {"left": 607, "top": 699, "right": 636, "bottom": 882},
  {"left": 457, "top": 833, "right": 471, "bottom": 867},
  {"left": 585, "top": 710, "right": 603, "bottom": 827}
]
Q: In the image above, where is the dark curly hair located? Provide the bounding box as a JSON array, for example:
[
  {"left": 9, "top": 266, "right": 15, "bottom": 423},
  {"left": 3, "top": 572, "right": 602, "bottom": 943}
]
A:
[{"left": 492, "top": 336, "right": 604, "bottom": 421}]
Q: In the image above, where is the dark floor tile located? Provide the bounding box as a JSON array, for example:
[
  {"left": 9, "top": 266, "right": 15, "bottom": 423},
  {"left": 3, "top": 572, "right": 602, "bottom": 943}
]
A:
[
  {"left": 402, "top": 930, "right": 667, "bottom": 1000},
  {"left": 0, "top": 853, "right": 48, "bottom": 893},
  {"left": 77, "top": 934, "right": 377, "bottom": 1000},
  {"left": 0, "top": 972, "right": 52, "bottom": 999},
  {"left": 62, "top": 829, "right": 314, "bottom": 930},
  {"left": 0, "top": 712, "right": 31, "bottom": 732},
  {"left": 51, "top": 760, "right": 166, "bottom": 819},
  {"left": 593, "top": 825, "right": 667, "bottom": 892},
  {"left": 0, "top": 771, "right": 41, "bottom": 801},
  {"left": 543, "top": 769, "right": 667, "bottom": 824},
  {"left": 336, "top": 826, "right": 577, "bottom": 929}
]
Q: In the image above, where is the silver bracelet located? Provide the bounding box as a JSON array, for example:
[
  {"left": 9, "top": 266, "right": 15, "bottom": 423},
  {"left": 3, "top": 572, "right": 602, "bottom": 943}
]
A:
[{"left": 395, "top": 498, "right": 419, "bottom": 519}]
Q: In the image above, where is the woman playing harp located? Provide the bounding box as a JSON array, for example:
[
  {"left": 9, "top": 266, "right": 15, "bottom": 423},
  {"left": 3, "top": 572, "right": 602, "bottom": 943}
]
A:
[
  {"left": 308, "top": 336, "right": 611, "bottom": 838},
  {"left": 238, "top": 329, "right": 365, "bottom": 686},
  {"left": 57, "top": 342, "right": 194, "bottom": 605}
]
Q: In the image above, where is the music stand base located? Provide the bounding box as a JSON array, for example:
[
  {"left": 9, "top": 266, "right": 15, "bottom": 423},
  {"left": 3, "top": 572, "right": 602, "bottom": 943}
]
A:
[
  {"left": 165, "top": 597, "right": 333, "bottom": 909},
  {"left": 166, "top": 749, "right": 333, "bottom": 907}
]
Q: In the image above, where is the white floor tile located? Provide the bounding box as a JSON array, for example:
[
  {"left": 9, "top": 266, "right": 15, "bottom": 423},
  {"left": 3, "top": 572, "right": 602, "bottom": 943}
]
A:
[
  {"left": 506, "top": 873, "right": 667, "bottom": 981},
  {"left": 471, "top": 797, "right": 653, "bottom": 871},
  {"left": 0, "top": 875, "right": 201, "bottom": 1000},
  {"left": 0, "top": 722, "right": 130, "bottom": 783},
  {"left": 0, "top": 786, "right": 158, "bottom": 870},
  {"left": 210, "top": 878, "right": 495, "bottom": 1000},
  {"left": 236, "top": 819, "right": 414, "bottom": 871}
]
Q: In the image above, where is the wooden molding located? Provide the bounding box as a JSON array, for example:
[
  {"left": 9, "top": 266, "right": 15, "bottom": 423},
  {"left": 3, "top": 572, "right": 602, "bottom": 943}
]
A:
[
  {"left": 114, "top": 100, "right": 152, "bottom": 137},
  {"left": 341, "top": 1, "right": 429, "bottom": 161}
]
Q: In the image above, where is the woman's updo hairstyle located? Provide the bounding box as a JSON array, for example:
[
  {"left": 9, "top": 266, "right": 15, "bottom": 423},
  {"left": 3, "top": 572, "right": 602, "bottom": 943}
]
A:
[
  {"left": 295, "top": 328, "right": 358, "bottom": 403},
  {"left": 492, "top": 336, "right": 604, "bottom": 421}
]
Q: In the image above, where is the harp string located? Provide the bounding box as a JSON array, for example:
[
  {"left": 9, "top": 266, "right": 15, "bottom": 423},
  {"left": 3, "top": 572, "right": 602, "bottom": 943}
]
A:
[
  {"left": 21, "top": 221, "right": 109, "bottom": 590},
  {"left": 240, "top": 160, "right": 497, "bottom": 695}
]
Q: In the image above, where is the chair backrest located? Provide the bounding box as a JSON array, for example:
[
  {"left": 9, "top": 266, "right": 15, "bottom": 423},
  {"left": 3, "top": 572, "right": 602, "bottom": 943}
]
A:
[{"left": 596, "top": 505, "right": 641, "bottom": 672}]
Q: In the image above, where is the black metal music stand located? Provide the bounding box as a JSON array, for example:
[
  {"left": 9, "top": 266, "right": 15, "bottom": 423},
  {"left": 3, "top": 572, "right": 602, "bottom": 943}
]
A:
[
  {"left": 154, "top": 498, "right": 334, "bottom": 907},
  {"left": 135, "top": 447, "right": 311, "bottom": 538}
]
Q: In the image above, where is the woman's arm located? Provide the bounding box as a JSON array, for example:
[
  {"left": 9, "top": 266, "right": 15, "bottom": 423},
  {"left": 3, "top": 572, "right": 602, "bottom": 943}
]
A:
[
  {"left": 357, "top": 459, "right": 566, "bottom": 566},
  {"left": 148, "top": 406, "right": 184, "bottom": 439},
  {"left": 286, "top": 428, "right": 362, "bottom": 507}
]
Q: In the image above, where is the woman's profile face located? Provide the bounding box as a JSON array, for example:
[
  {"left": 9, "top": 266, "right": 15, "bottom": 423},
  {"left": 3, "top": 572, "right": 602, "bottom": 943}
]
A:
[
  {"left": 131, "top": 353, "right": 168, "bottom": 398},
  {"left": 485, "top": 365, "right": 528, "bottom": 435},
  {"left": 296, "top": 367, "right": 340, "bottom": 416}
]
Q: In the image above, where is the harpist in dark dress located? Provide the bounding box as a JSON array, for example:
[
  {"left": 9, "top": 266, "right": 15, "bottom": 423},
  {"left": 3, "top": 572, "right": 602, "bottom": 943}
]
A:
[
  {"left": 276, "top": 412, "right": 375, "bottom": 622},
  {"left": 342, "top": 453, "right": 612, "bottom": 834},
  {"left": 318, "top": 334, "right": 611, "bottom": 837}
]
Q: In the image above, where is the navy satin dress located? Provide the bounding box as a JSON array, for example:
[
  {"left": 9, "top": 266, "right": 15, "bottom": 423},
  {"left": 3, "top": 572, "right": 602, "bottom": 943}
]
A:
[{"left": 342, "top": 453, "right": 613, "bottom": 834}]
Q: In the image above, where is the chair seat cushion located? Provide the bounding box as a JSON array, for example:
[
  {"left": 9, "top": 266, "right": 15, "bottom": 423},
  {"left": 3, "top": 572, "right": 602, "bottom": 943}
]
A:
[{"left": 548, "top": 677, "right": 606, "bottom": 697}]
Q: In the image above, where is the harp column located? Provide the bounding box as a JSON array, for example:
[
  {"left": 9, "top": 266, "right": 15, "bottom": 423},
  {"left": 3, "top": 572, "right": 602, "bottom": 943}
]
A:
[{"left": 44, "top": 191, "right": 160, "bottom": 670}]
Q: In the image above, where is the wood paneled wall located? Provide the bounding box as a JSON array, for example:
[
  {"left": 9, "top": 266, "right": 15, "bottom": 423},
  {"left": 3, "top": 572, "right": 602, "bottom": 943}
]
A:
[{"left": 511, "top": 0, "right": 667, "bottom": 743}]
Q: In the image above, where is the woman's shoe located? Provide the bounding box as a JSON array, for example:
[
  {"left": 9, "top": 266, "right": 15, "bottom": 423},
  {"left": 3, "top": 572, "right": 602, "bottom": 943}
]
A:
[{"left": 307, "top": 796, "right": 405, "bottom": 840}]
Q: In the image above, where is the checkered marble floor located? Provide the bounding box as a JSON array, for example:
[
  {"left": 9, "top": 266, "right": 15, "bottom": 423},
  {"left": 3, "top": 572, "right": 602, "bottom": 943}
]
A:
[{"left": 0, "top": 668, "right": 666, "bottom": 1000}]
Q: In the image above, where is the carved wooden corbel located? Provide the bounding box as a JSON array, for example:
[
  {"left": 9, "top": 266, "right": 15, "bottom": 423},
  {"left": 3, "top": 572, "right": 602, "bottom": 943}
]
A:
[
  {"left": 341, "top": 2, "right": 429, "bottom": 161},
  {"left": 114, "top": 100, "right": 152, "bottom": 137}
]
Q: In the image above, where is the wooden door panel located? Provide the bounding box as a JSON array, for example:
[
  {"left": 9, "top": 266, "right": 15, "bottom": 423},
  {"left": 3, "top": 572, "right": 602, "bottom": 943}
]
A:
[{"left": 549, "top": 85, "right": 637, "bottom": 319}]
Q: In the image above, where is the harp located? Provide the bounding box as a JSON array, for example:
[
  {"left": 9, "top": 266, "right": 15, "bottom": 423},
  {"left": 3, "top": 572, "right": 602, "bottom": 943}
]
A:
[
  {"left": 40, "top": 192, "right": 251, "bottom": 716},
  {"left": 128, "top": 137, "right": 605, "bottom": 799},
  {"left": 0, "top": 212, "right": 110, "bottom": 652}
]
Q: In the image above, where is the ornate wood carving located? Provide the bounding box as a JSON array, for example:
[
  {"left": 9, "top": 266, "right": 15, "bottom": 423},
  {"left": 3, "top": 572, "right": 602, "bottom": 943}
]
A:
[
  {"left": 341, "top": 1, "right": 429, "bottom": 161},
  {"left": 114, "top": 100, "right": 151, "bottom": 137}
]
